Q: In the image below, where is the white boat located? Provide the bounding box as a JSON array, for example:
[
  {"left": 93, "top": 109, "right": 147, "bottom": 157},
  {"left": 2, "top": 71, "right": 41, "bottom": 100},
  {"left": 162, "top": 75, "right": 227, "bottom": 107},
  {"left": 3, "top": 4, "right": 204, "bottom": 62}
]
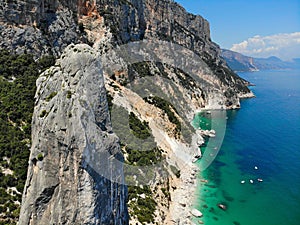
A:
[
  {"left": 218, "top": 204, "right": 227, "bottom": 210},
  {"left": 192, "top": 158, "right": 199, "bottom": 163},
  {"left": 241, "top": 180, "right": 245, "bottom": 184},
  {"left": 192, "top": 153, "right": 202, "bottom": 163},
  {"left": 198, "top": 148, "right": 202, "bottom": 157},
  {"left": 191, "top": 209, "right": 203, "bottom": 217},
  {"left": 249, "top": 179, "right": 254, "bottom": 184},
  {"left": 209, "top": 133, "right": 216, "bottom": 138},
  {"left": 257, "top": 178, "right": 263, "bottom": 182}
]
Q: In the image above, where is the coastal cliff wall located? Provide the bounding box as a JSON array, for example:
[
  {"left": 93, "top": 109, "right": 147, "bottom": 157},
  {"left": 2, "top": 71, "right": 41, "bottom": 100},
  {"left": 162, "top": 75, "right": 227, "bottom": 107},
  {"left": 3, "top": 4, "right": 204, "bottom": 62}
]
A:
[
  {"left": 18, "top": 44, "right": 128, "bottom": 225},
  {"left": 0, "top": 0, "right": 84, "bottom": 56},
  {"left": 0, "top": 0, "right": 252, "bottom": 104},
  {"left": 96, "top": 0, "right": 252, "bottom": 100},
  {"left": 0, "top": 0, "right": 254, "bottom": 224}
]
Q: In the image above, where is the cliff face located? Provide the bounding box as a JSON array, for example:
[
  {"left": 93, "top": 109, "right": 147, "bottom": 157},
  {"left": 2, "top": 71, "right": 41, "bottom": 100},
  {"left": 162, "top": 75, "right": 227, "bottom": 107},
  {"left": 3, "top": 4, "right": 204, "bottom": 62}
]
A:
[
  {"left": 0, "top": 0, "right": 252, "bottom": 101},
  {"left": 0, "top": 0, "right": 83, "bottom": 56},
  {"left": 0, "top": 1, "right": 255, "bottom": 225},
  {"left": 18, "top": 44, "right": 128, "bottom": 225},
  {"left": 97, "top": 0, "right": 251, "bottom": 99}
]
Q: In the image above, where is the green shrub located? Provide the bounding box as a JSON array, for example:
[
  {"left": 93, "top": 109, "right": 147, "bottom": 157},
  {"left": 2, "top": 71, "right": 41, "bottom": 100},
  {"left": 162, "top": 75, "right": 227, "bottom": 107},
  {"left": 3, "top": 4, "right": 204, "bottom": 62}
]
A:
[
  {"left": 128, "top": 112, "right": 151, "bottom": 139},
  {"left": 45, "top": 91, "right": 57, "bottom": 101},
  {"left": 37, "top": 55, "right": 56, "bottom": 71},
  {"left": 128, "top": 61, "right": 153, "bottom": 79},
  {"left": 126, "top": 146, "right": 162, "bottom": 166},
  {"left": 39, "top": 110, "right": 47, "bottom": 117},
  {"left": 37, "top": 153, "right": 44, "bottom": 161},
  {"left": 0, "top": 50, "right": 55, "bottom": 224},
  {"left": 161, "top": 187, "right": 170, "bottom": 198},
  {"left": 66, "top": 90, "right": 72, "bottom": 99},
  {"left": 144, "top": 96, "right": 181, "bottom": 134},
  {"left": 127, "top": 186, "right": 157, "bottom": 224}
]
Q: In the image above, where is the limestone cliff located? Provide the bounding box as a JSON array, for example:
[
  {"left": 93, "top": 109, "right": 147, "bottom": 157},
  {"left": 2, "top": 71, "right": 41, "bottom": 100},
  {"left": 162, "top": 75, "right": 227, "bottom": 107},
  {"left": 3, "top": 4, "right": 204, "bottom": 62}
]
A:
[
  {"left": 0, "top": 0, "right": 85, "bottom": 56},
  {"left": 0, "top": 1, "right": 255, "bottom": 225},
  {"left": 0, "top": 0, "right": 253, "bottom": 105},
  {"left": 18, "top": 44, "right": 128, "bottom": 225}
]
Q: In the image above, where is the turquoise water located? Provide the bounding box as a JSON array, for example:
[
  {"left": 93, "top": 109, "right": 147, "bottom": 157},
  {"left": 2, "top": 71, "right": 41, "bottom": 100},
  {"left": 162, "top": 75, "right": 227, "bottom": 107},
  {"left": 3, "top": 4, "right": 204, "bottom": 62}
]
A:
[{"left": 193, "top": 69, "right": 300, "bottom": 225}]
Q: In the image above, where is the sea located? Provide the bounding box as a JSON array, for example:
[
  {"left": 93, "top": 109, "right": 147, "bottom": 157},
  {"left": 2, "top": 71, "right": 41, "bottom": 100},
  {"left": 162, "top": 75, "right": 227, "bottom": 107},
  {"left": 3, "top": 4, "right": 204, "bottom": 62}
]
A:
[{"left": 192, "top": 69, "right": 300, "bottom": 225}]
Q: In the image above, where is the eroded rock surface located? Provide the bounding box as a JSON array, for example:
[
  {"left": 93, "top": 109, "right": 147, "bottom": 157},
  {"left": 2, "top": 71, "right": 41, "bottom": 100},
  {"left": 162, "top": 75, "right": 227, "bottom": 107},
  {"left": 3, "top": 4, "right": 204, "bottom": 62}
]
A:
[{"left": 18, "top": 44, "right": 128, "bottom": 225}]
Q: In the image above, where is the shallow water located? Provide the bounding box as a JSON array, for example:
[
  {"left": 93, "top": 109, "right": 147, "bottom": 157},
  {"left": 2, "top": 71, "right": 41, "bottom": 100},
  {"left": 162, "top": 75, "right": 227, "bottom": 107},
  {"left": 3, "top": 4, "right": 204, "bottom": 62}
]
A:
[{"left": 193, "top": 69, "right": 300, "bottom": 225}]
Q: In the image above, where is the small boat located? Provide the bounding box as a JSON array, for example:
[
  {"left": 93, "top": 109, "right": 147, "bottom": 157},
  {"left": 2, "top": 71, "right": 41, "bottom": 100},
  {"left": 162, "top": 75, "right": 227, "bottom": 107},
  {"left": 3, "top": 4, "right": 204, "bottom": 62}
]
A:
[
  {"left": 191, "top": 209, "right": 203, "bottom": 217},
  {"left": 241, "top": 180, "right": 245, "bottom": 184},
  {"left": 257, "top": 178, "right": 263, "bottom": 182},
  {"left": 200, "top": 179, "right": 208, "bottom": 183},
  {"left": 249, "top": 179, "right": 254, "bottom": 184},
  {"left": 254, "top": 166, "right": 258, "bottom": 170},
  {"left": 192, "top": 158, "right": 199, "bottom": 163},
  {"left": 197, "top": 148, "right": 202, "bottom": 158},
  {"left": 192, "top": 147, "right": 202, "bottom": 163},
  {"left": 218, "top": 203, "right": 227, "bottom": 210}
]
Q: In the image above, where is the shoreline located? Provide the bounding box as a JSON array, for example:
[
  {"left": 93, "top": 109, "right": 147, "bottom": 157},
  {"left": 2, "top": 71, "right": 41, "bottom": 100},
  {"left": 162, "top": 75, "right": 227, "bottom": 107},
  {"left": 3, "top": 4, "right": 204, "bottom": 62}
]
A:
[
  {"left": 166, "top": 162, "right": 200, "bottom": 225},
  {"left": 182, "top": 109, "right": 226, "bottom": 225},
  {"left": 189, "top": 69, "right": 300, "bottom": 225}
]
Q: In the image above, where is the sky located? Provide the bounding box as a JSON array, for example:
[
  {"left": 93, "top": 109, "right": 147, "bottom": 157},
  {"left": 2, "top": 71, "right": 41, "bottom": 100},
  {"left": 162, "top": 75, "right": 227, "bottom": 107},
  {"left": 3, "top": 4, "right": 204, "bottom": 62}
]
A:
[{"left": 175, "top": 0, "right": 300, "bottom": 60}]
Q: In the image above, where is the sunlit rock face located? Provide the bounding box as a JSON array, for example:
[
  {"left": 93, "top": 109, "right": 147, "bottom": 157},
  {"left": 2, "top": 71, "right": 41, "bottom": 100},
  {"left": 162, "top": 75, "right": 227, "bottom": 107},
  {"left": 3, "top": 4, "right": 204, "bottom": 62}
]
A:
[
  {"left": 18, "top": 44, "right": 128, "bottom": 225},
  {"left": 0, "top": 1, "right": 255, "bottom": 225}
]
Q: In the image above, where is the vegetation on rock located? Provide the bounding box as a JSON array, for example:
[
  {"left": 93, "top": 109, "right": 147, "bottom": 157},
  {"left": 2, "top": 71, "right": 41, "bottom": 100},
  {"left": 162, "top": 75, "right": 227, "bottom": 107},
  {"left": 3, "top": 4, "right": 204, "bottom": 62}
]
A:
[
  {"left": 127, "top": 185, "right": 157, "bottom": 224},
  {"left": 128, "top": 112, "right": 151, "bottom": 140},
  {"left": 0, "top": 50, "right": 55, "bottom": 224},
  {"left": 144, "top": 96, "right": 181, "bottom": 134},
  {"left": 109, "top": 104, "right": 165, "bottom": 224}
]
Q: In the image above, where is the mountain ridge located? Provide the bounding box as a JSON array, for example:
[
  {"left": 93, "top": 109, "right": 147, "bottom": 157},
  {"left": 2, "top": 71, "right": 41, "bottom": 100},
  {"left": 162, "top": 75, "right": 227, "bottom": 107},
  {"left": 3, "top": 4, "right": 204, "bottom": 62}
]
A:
[{"left": 221, "top": 49, "right": 298, "bottom": 72}]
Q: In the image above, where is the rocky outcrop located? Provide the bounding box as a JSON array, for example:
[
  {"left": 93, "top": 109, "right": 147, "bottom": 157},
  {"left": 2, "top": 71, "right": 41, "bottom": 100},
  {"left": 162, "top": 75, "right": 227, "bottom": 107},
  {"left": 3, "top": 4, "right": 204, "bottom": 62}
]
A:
[
  {"left": 18, "top": 44, "right": 128, "bottom": 225},
  {"left": 0, "top": 0, "right": 86, "bottom": 56},
  {"left": 96, "top": 0, "right": 253, "bottom": 107},
  {"left": 0, "top": 1, "right": 256, "bottom": 225},
  {"left": 0, "top": 0, "right": 252, "bottom": 103},
  {"left": 101, "top": 39, "right": 232, "bottom": 224}
]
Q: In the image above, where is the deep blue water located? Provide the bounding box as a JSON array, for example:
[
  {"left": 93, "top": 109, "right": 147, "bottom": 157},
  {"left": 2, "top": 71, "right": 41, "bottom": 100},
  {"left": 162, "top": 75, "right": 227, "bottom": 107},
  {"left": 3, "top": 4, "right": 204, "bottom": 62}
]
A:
[{"left": 194, "top": 69, "right": 300, "bottom": 225}]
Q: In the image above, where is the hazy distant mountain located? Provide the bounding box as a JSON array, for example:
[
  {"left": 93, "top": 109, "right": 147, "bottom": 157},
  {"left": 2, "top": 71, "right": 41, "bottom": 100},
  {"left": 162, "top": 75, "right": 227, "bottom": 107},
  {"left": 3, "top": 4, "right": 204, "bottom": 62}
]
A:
[
  {"left": 221, "top": 49, "right": 297, "bottom": 72},
  {"left": 221, "top": 49, "right": 258, "bottom": 71}
]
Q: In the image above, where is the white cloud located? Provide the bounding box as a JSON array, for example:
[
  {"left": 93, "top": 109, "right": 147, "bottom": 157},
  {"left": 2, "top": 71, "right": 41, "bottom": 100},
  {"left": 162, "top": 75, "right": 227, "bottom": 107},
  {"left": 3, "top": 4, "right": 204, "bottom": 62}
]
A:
[{"left": 230, "top": 32, "right": 300, "bottom": 61}]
